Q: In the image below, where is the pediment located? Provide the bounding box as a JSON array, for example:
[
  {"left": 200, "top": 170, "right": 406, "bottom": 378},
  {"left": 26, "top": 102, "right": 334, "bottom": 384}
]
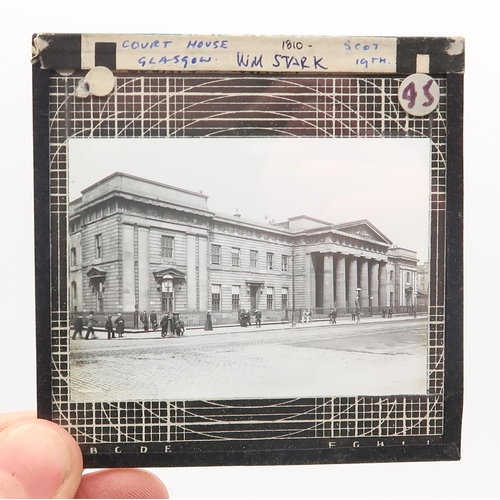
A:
[
  {"left": 153, "top": 267, "right": 186, "bottom": 281},
  {"left": 86, "top": 266, "right": 107, "bottom": 279},
  {"left": 334, "top": 220, "right": 392, "bottom": 245}
]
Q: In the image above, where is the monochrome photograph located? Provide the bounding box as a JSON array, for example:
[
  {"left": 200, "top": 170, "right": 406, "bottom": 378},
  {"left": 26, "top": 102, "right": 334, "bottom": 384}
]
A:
[{"left": 67, "top": 137, "right": 431, "bottom": 402}]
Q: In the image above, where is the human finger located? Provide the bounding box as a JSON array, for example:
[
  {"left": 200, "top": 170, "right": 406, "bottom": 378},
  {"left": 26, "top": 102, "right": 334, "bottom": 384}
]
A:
[
  {"left": 75, "top": 469, "right": 169, "bottom": 499},
  {"left": 0, "top": 410, "right": 37, "bottom": 433},
  {"left": 0, "top": 416, "right": 83, "bottom": 498}
]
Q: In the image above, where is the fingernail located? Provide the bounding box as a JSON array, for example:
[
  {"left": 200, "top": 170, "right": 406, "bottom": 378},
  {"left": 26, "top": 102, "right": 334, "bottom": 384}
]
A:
[{"left": 0, "top": 422, "right": 71, "bottom": 498}]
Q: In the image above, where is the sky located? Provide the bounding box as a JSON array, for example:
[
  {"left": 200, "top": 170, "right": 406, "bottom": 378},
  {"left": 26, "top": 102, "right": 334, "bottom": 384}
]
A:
[{"left": 69, "top": 137, "right": 430, "bottom": 262}]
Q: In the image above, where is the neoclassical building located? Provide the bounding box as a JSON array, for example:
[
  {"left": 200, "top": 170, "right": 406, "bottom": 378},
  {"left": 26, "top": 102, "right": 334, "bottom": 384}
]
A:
[{"left": 69, "top": 172, "right": 420, "bottom": 325}]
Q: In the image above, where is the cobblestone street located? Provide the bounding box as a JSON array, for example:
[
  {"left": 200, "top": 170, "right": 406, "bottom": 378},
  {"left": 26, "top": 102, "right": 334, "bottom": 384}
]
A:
[{"left": 69, "top": 316, "right": 427, "bottom": 401}]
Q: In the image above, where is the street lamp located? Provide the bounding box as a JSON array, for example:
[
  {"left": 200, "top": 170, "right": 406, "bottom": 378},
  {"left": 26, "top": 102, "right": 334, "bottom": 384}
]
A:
[{"left": 369, "top": 296, "right": 373, "bottom": 316}]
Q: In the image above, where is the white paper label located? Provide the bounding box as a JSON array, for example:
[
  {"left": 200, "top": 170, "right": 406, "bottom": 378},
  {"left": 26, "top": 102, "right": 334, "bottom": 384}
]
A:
[{"left": 81, "top": 34, "right": 398, "bottom": 73}]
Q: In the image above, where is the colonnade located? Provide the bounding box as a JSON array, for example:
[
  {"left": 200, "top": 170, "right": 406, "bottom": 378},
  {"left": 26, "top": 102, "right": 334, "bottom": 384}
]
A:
[{"left": 307, "top": 252, "right": 388, "bottom": 310}]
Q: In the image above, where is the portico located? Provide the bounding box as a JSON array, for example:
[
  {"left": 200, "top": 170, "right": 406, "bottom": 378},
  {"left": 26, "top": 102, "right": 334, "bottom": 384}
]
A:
[
  {"left": 293, "top": 218, "right": 393, "bottom": 312},
  {"left": 306, "top": 252, "right": 388, "bottom": 311}
]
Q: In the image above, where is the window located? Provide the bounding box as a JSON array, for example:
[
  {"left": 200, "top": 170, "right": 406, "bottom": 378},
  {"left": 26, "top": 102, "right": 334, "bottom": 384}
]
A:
[
  {"left": 282, "top": 287, "right": 288, "bottom": 309},
  {"left": 161, "top": 236, "right": 174, "bottom": 258},
  {"left": 231, "top": 285, "right": 240, "bottom": 311},
  {"left": 211, "top": 245, "right": 221, "bottom": 265},
  {"left": 211, "top": 284, "right": 221, "bottom": 311},
  {"left": 281, "top": 255, "right": 289, "bottom": 272},
  {"left": 70, "top": 247, "right": 77, "bottom": 267},
  {"left": 71, "top": 281, "right": 77, "bottom": 312},
  {"left": 250, "top": 250, "right": 258, "bottom": 268},
  {"left": 266, "top": 252, "right": 274, "bottom": 270},
  {"left": 95, "top": 234, "right": 102, "bottom": 258},
  {"left": 267, "top": 287, "right": 274, "bottom": 309},
  {"left": 231, "top": 247, "right": 240, "bottom": 266},
  {"left": 389, "top": 270, "right": 394, "bottom": 282},
  {"left": 406, "top": 272, "right": 411, "bottom": 284}
]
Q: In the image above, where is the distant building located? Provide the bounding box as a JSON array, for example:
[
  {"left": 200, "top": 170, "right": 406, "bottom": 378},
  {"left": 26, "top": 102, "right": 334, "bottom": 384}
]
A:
[
  {"left": 69, "top": 172, "right": 420, "bottom": 324},
  {"left": 417, "top": 261, "right": 430, "bottom": 309}
]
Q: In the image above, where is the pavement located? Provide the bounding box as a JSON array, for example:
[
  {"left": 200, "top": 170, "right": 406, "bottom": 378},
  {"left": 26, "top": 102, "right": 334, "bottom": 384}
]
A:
[
  {"left": 70, "top": 315, "right": 428, "bottom": 401},
  {"left": 77, "top": 313, "right": 423, "bottom": 342}
]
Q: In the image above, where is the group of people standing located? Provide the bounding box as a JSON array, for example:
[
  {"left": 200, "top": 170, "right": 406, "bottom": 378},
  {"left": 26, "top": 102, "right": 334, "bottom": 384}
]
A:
[
  {"left": 381, "top": 308, "right": 393, "bottom": 318},
  {"left": 238, "top": 309, "right": 262, "bottom": 328},
  {"left": 139, "top": 310, "right": 158, "bottom": 332},
  {"left": 72, "top": 310, "right": 185, "bottom": 340},
  {"left": 301, "top": 309, "right": 312, "bottom": 323},
  {"left": 72, "top": 312, "right": 125, "bottom": 340},
  {"left": 160, "top": 312, "right": 185, "bottom": 338},
  {"left": 203, "top": 309, "right": 263, "bottom": 331}
]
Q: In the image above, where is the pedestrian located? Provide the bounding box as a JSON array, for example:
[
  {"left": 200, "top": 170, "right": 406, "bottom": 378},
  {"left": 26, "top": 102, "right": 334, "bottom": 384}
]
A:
[
  {"left": 351, "top": 309, "right": 356, "bottom": 321},
  {"left": 105, "top": 315, "right": 115, "bottom": 339},
  {"left": 85, "top": 311, "right": 98, "bottom": 340},
  {"left": 72, "top": 315, "right": 84, "bottom": 340},
  {"left": 114, "top": 313, "right": 125, "bottom": 338},
  {"left": 150, "top": 310, "right": 158, "bottom": 330},
  {"left": 382, "top": 308, "right": 386, "bottom": 319},
  {"left": 204, "top": 310, "right": 213, "bottom": 331},
  {"left": 174, "top": 316, "right": 185, "bottom": 337},
  {"left": 329, "top": 308, "right": 337, "bottom": 324},
  {"left": 133, "top": 304, "right": 139, "bottom": 330},
  {"left": 355, "top": 297, "right": 361, "bottom": 323},
  {"left": 167, "top": 312, "right": 174, "bottom": 334},
  {"left": 140, "top": 310, "right": 149, "bottom": 332},
  {"left": 160, "top": 314, "right": 169, "bottom": 338},
  {"left": 388, "top": 307, "right": 393, "bottom": 318},
  {"left": 240, "top": 309, "right": 246, "bottom": 327},
  {"left": 255, "top": 309, "right": 262, "bottom": 327}
]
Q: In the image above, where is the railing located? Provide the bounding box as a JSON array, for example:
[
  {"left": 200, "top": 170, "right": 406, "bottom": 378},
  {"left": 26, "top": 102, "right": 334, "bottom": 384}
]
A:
[{"left": 69, "top": 305, "right": 426, "bottom": 328}]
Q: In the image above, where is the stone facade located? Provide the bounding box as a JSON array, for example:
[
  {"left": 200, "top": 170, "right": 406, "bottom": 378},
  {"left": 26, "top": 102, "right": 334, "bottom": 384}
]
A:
[{"left": 69, "top": 172, "right": 420, "bottom": 324}]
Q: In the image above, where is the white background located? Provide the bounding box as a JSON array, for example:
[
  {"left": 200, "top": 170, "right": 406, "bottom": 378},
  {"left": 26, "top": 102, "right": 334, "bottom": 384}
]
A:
[{"left": 0, "top": 2, "right": 496, "bottom": 498}]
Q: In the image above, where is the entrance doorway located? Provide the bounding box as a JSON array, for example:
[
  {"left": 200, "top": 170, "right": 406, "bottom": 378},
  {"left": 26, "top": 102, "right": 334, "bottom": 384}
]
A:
[
  {"left": 161, "top": 280, "right": 174, "bottom": 313},
  {"left": 250, "top": 285, "right": 258, "bottom": 311}
]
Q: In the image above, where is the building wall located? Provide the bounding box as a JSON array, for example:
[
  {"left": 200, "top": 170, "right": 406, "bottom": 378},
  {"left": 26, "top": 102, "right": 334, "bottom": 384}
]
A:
[
  {"left": 208, "top": 218, "right": 293, "bottom": 315},
  {"left": 80, "top": 214, "right": 121, "bottom": 314},
  {"left": 69, "top": 231, "right": 82, "bottom": 312},
  {"left": 70, "top": 173, "right": 422, "bottom": 324}
]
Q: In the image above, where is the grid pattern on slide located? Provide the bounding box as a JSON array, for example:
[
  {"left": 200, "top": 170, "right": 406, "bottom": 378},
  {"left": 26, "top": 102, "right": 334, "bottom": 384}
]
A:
[{"left": 48, "top": 74, "right": 446, "bottom": 443}]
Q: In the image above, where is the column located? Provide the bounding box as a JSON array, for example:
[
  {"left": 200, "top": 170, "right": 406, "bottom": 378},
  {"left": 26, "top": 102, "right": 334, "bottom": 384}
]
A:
[
  {"left": 360, "top": 259, "right": 369, "bottom": 308},
  {"left": 137, "top": 227, "right": 150, "bottom": 311},
  {"left": 348, "top": 258, "right": 358, "bottom": 308},
  {"left": 379, "top": 261, "right": 387, "bottom": 308},
  {"left": 186, "top": 235, "right": 197, "bottom": 310},
  {"left": 370, "top": 261, "right": 379, "bottom": 307},
  {"left": 305, "top": 253, "right": 316, "bottom": 309},
  {"left": 335, "top": 254, "right": 346, "bottom": 309},
  {"left": 198, "top": 236, "right": 208, "bottom": 311},
  {"left": 122, "top": 224, "right": 135, "bottom": 312},
  {"left": 323, "top": 253, "right": 334, "bottom": 310}
]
